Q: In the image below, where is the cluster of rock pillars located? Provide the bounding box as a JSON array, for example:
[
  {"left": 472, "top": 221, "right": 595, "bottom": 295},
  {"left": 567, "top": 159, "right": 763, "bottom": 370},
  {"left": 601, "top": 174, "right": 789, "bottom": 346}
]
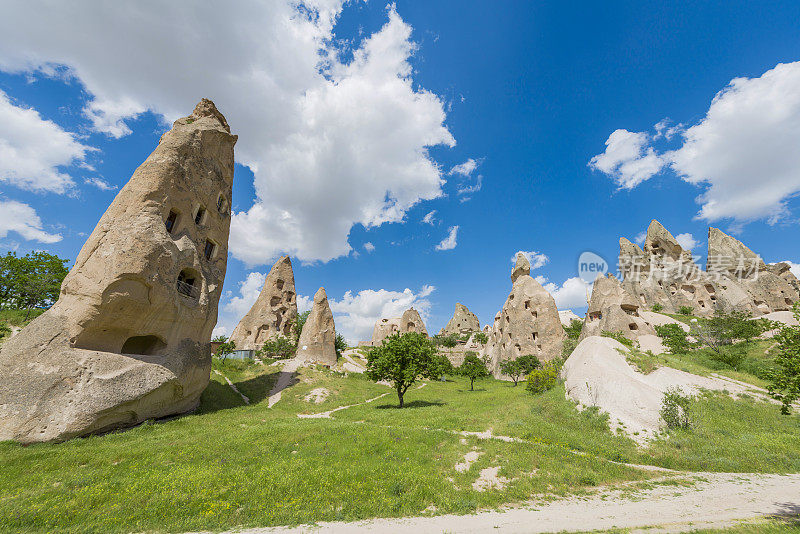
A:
[{"left": 1, "top": 100, "right": 797, "bottom": 444}]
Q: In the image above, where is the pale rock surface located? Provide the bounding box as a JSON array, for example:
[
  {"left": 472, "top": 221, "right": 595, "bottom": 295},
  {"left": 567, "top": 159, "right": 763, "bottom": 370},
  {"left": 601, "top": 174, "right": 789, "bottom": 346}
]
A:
[
  {"left": 369, "top": 307, "right": 428, "bottom": 346},
  {"left": 483, "top": 253, "right": 565, "bottom": 377},
  {"left": 563, "top": 336, "right": 766, "bottom": 443},
  {"left": 229, "top": 256, "right": 297, "bottom": 350},
  {"left": 639, "top": 310, "right": 691, "bottom": 333},
  {"left": 439, "top": 303, "right": 480, "bottom": 335},
  {"left": 0, "top": 99, "right": 237, "bottom": 443},
  {"left": 580, "top": 274, "right": 656, "bottom": 341},
  {"left": 558, "top": 309, "right": 582, "bottom": 326},
  {"left": 296, "top": 287, "right": 337, "bottom": 366}
]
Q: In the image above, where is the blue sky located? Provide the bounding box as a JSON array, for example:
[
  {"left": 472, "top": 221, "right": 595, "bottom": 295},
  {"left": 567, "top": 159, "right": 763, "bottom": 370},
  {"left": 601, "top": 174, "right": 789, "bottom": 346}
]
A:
[{"left": 1, "top": 1, "right": 800, "bottom": 342}]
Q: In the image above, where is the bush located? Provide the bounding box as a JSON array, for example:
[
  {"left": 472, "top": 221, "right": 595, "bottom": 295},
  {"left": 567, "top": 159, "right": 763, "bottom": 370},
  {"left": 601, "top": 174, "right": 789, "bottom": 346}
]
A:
[
  {"left": 678, "top": 305, "right": 694, "bottom": 316},
  {"left": 651, "top": 303, "right": 663, "bottom": 312},
  {"left": 708, "top": 343, "right": 747, "bottom": 370},
  {"left": 257, "top": 335, "right": 295, "bottom": 359},
  {"left": 660, "top": 387, "right": 692, "bottom": 429},
  {"left": 564, "top": 319, "right": 583, "bottom": 340},
  {"left": 526, "top": 366, "right": 558, "bottom": 394},
  {"left": 601, "top": 330, "right": 634, "bottom": 348},
  {"left": 214, "top": 339, "right": 236, "bottom": 361},
  {"left": 335, "top": 333, "right": 347, "bottom": 357},
  {"left": 473, "top": 332, "right": 488, "bottom": 345},
  {"left": 769, "top": 304, "right": 800, "bottom": 414},
  {"left": 654, "top": 323, "right": 694, "bottom": 355},
  {"left": 433, "top": 333, "right": 459, "bottom": 348}
]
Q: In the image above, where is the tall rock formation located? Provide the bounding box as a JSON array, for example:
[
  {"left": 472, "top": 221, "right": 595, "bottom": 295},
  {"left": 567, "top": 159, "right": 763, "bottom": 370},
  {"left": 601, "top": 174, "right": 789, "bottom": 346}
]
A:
[
  {"left": 229, "top": 256, "right": 297, "bottom": 350},
  {"left": 0, "top": 99, "right": 237, "bottom": 443},
  {"left": 296, "top": 287, "right": 337, "bottom": 366},
  {"left": 370, "top": 307, "right": 428, "bottom": 346},
  {"left": 482, "top": 253, "right": 565, "bottom": 378},
  {"left": 580, "top": 274, "right": 656, "bottom": 341},
  {"left": 440, "top": 303, "right": 480, "bottom": 336}
]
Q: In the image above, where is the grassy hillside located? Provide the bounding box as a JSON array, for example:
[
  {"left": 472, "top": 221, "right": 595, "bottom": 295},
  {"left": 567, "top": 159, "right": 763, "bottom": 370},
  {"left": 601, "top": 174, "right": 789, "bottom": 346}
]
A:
[{"left": 0, "top": 357, "right": 798, "bottom": 533}]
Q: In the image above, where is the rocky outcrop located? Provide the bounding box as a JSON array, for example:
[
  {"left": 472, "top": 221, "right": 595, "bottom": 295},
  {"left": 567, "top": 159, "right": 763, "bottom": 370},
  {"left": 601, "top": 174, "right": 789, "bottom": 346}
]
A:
[
  {"left": 296, "top": 287, "right": 337, "bottom": 366},
  {"left": 482, "top": 253, "right": 565, "bottom": 378},
  {"left": 0, "top": 99, "right": 237, "bottom": 443},
  {"left": 229, "top": 256, "right": 297, "bottom": 350},
  {"left": 580, "top": 274, "right": 656, "bottom": 341},
  {"left": 440, "top": 303, "right": 480, "bottom": 335},
  {"left": 558, "top": 310, "right": 582, "bottom": 326},
  {"left": 767, "top": 262, "right": 800, "bottom": 295},
  {"left": 370, "top": 307, "right": 428, "bottom": 346}
]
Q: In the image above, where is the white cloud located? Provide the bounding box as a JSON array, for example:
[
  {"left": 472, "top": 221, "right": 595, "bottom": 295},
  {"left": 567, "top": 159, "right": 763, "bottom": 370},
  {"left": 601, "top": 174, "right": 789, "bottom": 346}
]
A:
[
  {"left": 449, "top": 158, "right": 478, "bottom": 177},
  {"left": 457, "top": 174, "right": 482, "bottom": 197},
  {"left": 674, "top": 232, "right": 698, "bottom": 251},
  {"left": 435, "top": 225, "right": 459, "bottom": 251},
  {"left": 84, "top": 176, "right": 117, "bottom": 191},
  {"left": 634, "top": 231, "right": 647, "bottom": 246},
  {"left": 591, "top": 61, "right": 800, "bottom": 225},
  {"left": 296, "top": 294, "right": 313, "bottom": 314},
  {"left": 588, "top": 129, "right": 665, "bottom": 189},
  {"left": 222, "top": 271, "right": 266, "bottom": 320},
  {"left": 211, "top": 325, "right": 228, "bottom": 338},
  {"left": 421, "top": 210, "right": 436, "bottom": 225},
  {"left": 538, "top": 276, "right": 592, "bottom": 310},
  {"left": 363, "top": 242, "right": 375, "bottom": 252},
  {"left": 328, "top": 284, "right": 435, "bottom": 343},
  {"left": 512, "top": 250, "right": 549, "bottom": 270},
  {"left": 0, "top": 199, "right": 62, "bottom": 243},
  {"left": 0, "top": 2, "right": 455, "bottom": 264},
  {"left": 0, "top": 90, "right": 92, "bottom": 194}
]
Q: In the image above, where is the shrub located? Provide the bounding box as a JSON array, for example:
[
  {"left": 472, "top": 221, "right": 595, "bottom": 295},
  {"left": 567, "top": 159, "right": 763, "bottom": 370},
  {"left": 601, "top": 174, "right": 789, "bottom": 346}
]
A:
[
  {"left": 768, "top": 304, "right": 800, "bottom": 414},
  {"left": 526, "top": 366, "right": 558, "bottom": 394},
  {"left": 678, "top": 305, "right": 694, "bottom": 316},
  {"left": 473, "top": 332, "right": 488, "bottom": 345},
  {"left": 708, "top": 343, "right": 747, "bottom": 370},
  {"left": 564, "top": 319, "right": 583, "bottom": 340},
  {"left": 651, "top": 303, "right": 663, "bottom": 312},
  {"left": 660, "top": 387, "right": 692, "bottom": 429},
  {"left": 433, "top": 333, "right": 459, "bottom": 348},
  {"left": 335, "top": 333, "right": 347, "bottom": 357},
  {"left": 654, "top": 323, "right": 694, "bottom": 355},
  {"left": 601, "top": 330, "right": 634, "bottom": 348},
  {"left": 257, "top": 335, "right": 295, "bottom": 359},
  {"left": 214, "top": 339, "right": 236, "bottom": 361}
]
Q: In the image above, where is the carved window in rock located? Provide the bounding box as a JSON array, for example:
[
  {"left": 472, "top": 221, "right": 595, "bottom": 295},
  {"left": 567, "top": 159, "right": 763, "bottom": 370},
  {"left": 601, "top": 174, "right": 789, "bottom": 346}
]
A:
[
  {"left": 194, "top": 206, "right": 207, "bottom": 225},
  {"left": 177, "top": 269, "right": 199, "bottom": 299},
  {"left": 204, "top": 239, "right": 217, "bottom": 261},
  {"left": 165, "top": 210, "right": 179, "bottom": 234},
  {"left": 217, "top": 194, "right": 228, "bottom": 214}
]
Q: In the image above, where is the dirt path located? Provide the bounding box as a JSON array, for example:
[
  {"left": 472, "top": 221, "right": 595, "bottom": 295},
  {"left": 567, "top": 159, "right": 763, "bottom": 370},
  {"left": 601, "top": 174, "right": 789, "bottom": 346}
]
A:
[
  {"left": 267, "top": 358, "right": 303, "bottom": 408},
  {"left": 231, "top": 472, "right": 800, "bottom": 533},
  {"left": 212, "top": 370, "right": 250, "bottom": 405}
]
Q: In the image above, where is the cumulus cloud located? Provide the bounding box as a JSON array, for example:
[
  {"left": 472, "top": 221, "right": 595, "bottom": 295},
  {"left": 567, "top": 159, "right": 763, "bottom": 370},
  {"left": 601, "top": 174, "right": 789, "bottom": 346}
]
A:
[
  {"left": 296, "top": 294, "right": 313, "bottom": 314},
  {"left": 634, "top": 231, "right": 647, "bottom": 246},
  {"left": 84, "top": 176, "right": 117, "bottom": 191},
  {"left": 363, "top": 242, "right": 375, "bottom": 252},
  {"left": 0, "top": 199, "right": 62, "bottom": 243},
  {"left": 512, "top": 250, "right": 549, "bottom": 270},
  {"left": 435, "top": 225, "right": 459, "bottom": 251},
  {"left": 537, "top": 276, "right": 592, "bottom": 310},
  {"left": 421, "top": 210, "right": 437, "bottom": 225},
  {"left": 328, "top": 284, "right": 435, "bottom": 344},
  {"left": 674, "top": 232, "right": 698, "bottom": 251},
  {"left": 0, "top": 2, "right": 455, "bottom": 264},
  {"left": 449, "top": 158, "right": 478, "bottom": 177},
  {"left": 591, "top": 61, "right": 800, "bottom": 225},
  {"left": 222, "top": 271, "right": 267, "bottom": 320},
  {"left": 0, "top": 90, "right": 92, "bottom": 194}
]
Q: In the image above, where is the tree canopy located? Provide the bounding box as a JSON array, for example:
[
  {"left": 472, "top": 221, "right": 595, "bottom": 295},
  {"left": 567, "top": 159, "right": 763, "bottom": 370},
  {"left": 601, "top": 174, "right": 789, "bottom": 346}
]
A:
[
  {"left": 365, "top": 332, "right": 440, "bottom": 407},
  {"left": 459, "top": 351, "right": 490, "bottom": 391},
  {"left": 0, "top": 252, "right": 69, "bottom": 317}
]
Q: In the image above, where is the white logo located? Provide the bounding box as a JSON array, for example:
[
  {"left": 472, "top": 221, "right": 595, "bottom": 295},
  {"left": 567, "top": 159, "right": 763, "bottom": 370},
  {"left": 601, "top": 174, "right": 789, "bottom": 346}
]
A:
[{"left": 578, "top": 251, "right": 607, "bottom": 283}]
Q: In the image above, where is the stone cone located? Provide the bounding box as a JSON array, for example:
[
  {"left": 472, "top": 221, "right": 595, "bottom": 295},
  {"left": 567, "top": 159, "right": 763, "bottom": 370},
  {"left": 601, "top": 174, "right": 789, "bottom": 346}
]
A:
[{"left": 296, "top": 287, "right": 337, "bottom": 366}]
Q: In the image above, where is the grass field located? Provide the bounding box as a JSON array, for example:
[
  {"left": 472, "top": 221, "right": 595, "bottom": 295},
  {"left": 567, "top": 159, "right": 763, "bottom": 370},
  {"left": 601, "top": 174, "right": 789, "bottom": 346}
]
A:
[{"left": 1, "top": 353, "right": 799, "bottom": 533}]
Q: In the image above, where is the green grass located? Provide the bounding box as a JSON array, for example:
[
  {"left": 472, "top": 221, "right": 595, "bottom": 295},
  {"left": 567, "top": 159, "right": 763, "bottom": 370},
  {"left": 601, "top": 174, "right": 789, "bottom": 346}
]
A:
[
  {"left": 0, "top": 308, "right": 44, "bottom": 345},
  {"left": 0, "top": 358, "right": 799, "bottom": 533}
]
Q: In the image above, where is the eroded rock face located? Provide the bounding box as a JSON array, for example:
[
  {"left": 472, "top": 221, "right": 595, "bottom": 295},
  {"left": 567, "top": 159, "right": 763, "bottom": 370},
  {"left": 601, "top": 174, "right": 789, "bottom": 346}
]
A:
[
  {"left": 440, "top": 303, "right": 480, "bottom": 335},
  {"left": 370, "top": 307, "right": 428, "bottom": 346},
  {"left": 229, "top": 256, "right": 297, "bottom": 350},
  {"left": 0, "top": 99, "right": 237, "bottom": 443},
  {"left": 580, "top": 274, "right": 656, "bottom": 341},
  {"left": 296, "top": 287, "right": 336, "bottom": 366},
  {"left": 483, "top": 253, "right": 565, "bottom": 378}
]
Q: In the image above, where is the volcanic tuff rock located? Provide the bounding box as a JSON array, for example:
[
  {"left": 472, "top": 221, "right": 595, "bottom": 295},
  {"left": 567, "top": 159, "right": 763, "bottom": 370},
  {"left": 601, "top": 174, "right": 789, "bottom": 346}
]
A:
[
  {"left": 370, "top": 307, "right": 428, "bottom": 346},
  {"left": 482, "top": 253, "right": 565, "bottom": 378},
  {"left": 296, "top": 287, "right": 337, "bottom": 366},
  {"left": 0, "top": 99, "right": 237, "bottom": 443},
  {"left": 440, "top": 303, "right": 480, "bottom": 335},
  {"left": 580, "top": 274, "right": 656, "bottom": 341},
  {"left": 229, "top": 256, "right": 297, "bottom": 350}
]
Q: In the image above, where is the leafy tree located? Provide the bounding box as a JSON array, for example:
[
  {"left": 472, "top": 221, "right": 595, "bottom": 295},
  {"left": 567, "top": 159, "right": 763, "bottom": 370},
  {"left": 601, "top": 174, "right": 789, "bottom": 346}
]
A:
[
  {"left": 654, "top": 324, "right": 695, "bottom": 355},
  {"left": 0, "top": 251, "right": 69, "bottom": 317},
  {"left": 564, "top": 319, "right": 583, "bottom": 340},
  {"left": 365, "top": 332, "right": 439, "bottom": 407},
  {"left": 257, "top": 335, "right": 295, "bottom": 359},
  {"left": 691, "top": 311, "right": 764, "bottom": 352},
  {"left": 433, "top": 333, "right": 459, "bottom": 348},
  {"left": 433, "top": 353, "right": 455, "bottom": 378},
  {"left": 473, "top": 332, "right": 488, "bottom": 345},
  {"left": 459, "top": 351, "right": 490, "bottom": 391},
  {"left": 215, "top": 339, "right": 236, "bottom": 362},
  {"left": 335, "top": 333, "right": 347, "bottom": 357},
  {"left": 499, "top": 354, "right": 540, "bottom": 386},
  {"left": 768, "top": 304, "right": 800, "bottom": 414},
  {"left": 651, "top": 303, "right": 663, "bottom": 312},
  {"left": 212, "top": 334, "right": 228, "bottom": 343},
  {"left": 660, "top": 387, "right": 692, "bottom": 429},
  {"left": 678, "top": 305, "right": 694, "bottom": 316},
  {"left": 291, "top": 310, "right": 311, "bottom": 344}
]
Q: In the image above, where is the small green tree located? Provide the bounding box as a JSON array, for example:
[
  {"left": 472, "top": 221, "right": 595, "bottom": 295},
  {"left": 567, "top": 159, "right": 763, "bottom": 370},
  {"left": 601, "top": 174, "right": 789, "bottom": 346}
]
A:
[
  {"left": 651, "top": 303, "right": 663, "bottom": 312},
  {"left": 678, "top": 305, "right": 694, "bottom": 316},
  {"left": 365, "top": 332, "right": 439, "bottom": 407},
  {"left": 334, "top": 333, "right": 347, "bottom": 357},
  {"left": 654, "top": 323, "right": 694, "bottom": 355},
  {"left": 500, "top": 354, "right": 541, "bottom": 386},
  {"left": 433, "top": 333, "right": 459, "bottom": 348},
  {"left": 215, "top": 339, "right": 236, "bottom": 362},
  {"left": 0, "top": 251, "right": 69, "bottom": 317},
  {"left": 660, "top": 387, "right": 692, "bottom": 429},
  {"left": 291, "top": 310, "right": 311, "bottom": 344},
  {"left": 474, "top": 332, "right": 488, "bottom": 345},
  {"left": 459, "top": 351, "right": 490, "bottom": 391},
  {"left": 212, "top": 334, "right": 228, "bottom": 343},
  {"left": 258, "top": 335, "right": 295, "bottom": 359},
  {"left": 768, "top": 304, "right": 800, "bottom": 414},
  {"left": 564, "top": 319, "right": 583, "bottom": 340}
]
